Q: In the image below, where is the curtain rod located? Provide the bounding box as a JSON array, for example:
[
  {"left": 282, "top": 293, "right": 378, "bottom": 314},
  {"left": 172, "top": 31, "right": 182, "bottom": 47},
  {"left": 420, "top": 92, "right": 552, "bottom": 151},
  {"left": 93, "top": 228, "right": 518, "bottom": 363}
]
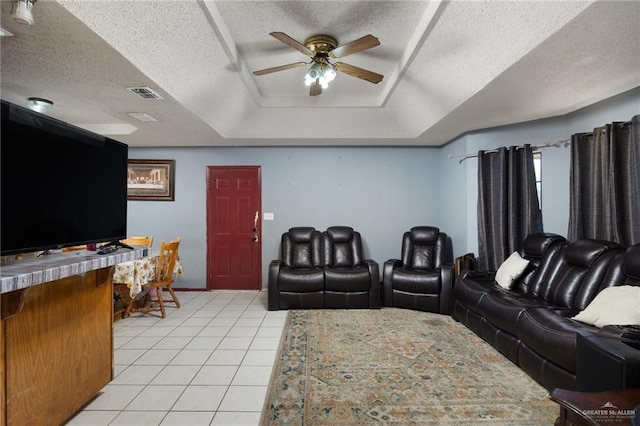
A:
[{"left": 448, "top": 139, "right": 571, "bottom": 162}]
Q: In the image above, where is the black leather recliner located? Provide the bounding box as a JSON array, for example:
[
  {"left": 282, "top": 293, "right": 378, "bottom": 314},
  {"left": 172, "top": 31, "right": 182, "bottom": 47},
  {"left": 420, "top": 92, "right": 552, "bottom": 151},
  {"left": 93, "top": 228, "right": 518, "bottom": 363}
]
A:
[
  {"left": 382, "top": 226, "right": 453, "bottom": 314},
  {"left": 268, "top": 227, "right": 324, "bottom": 311},
  {"left": 323, "top": 226, "right": 380, "bottom": 309}
]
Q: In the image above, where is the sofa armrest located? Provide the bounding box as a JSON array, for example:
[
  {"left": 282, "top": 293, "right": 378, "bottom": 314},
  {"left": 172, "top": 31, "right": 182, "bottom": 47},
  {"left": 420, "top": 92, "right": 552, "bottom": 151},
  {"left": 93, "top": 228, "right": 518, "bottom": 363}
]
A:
[
  {"left": 440, "top": 264, "right": 454, "bottom": 314},
  {"left": 268, "top": 260, "right": 282, "bottom": 311},
  {"left": 460, "top": 270, "right": 496, "bottom": 281},
  {"left": 382, "top": 259, "right": 402, "bottom": 306},
  {"left": 364, "top": 259, "right": 381, "bottom": 308},
  {"left": 576, "top": 332, "right": 640, "bottom": 391}
]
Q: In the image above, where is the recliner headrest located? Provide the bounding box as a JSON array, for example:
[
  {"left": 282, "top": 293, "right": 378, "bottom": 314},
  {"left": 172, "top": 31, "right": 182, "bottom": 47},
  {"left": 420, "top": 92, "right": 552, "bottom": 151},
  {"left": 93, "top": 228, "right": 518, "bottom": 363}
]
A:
[
  {"left": 410, "top": 226, "right": 439, "bottom": 245},
  {"left": 565, "top": 239, "right": 621, "bottom": 267},
  {"left": 288, "top": 227, "right": 316, "bottom": 243},
  {"left": 623, "top": 244, "right": 640, "bottom": 280},
  {"left": 521, "top": 233, "right": 566, "bottom": 258},
  {"left": 326, "top": 226, "right": 354, "bottom": 243}
]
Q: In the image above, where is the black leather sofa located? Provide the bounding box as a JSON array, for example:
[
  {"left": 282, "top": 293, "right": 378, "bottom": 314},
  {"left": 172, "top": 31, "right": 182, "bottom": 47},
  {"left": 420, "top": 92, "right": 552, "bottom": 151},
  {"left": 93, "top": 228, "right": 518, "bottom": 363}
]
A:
[
  {"left": 453, "top": 233, "right": 640, "bottom": 391},
  {"left": 268, "top": 226, "right": 380, "bottom": 311}
]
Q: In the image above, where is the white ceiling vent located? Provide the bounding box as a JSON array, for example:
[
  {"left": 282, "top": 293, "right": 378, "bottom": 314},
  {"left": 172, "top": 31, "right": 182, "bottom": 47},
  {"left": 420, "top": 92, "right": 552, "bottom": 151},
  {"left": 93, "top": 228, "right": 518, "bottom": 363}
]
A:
[
  {"left": 128, "top": 112, "right": 158, "bottom": 122},
  {"left": 127, "top": 87, "right": 164, "bottom": 100}
]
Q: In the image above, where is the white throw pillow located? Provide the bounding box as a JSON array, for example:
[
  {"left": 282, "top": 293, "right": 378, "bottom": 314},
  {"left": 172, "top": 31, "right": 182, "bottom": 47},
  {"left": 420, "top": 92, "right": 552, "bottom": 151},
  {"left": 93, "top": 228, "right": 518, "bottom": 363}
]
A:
[
  {"left": 494, "top": 251, "right": 530, "bottom": 289},
  {"left": 573, "top": 286, "right": 640, "bottom": 328}
]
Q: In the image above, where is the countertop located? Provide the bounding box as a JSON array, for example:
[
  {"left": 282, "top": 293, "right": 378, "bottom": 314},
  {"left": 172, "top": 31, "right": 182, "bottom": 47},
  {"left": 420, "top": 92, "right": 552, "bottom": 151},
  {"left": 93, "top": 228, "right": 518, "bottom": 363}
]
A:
[{"left": 0, "top": 247, "right": 148, "bottom": 294}]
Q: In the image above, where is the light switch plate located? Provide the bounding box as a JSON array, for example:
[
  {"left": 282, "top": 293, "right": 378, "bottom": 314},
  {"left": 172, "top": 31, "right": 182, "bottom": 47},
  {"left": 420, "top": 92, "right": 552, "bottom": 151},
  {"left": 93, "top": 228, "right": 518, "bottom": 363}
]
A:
[{"left": 264, "top": 212, "right": 275, "bottom": 220}]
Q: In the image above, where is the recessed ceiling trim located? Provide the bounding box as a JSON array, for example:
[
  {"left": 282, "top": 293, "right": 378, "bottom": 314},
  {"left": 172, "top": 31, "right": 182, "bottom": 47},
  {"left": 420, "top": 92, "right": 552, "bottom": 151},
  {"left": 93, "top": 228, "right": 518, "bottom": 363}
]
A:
[
  {"left": 0, "top": 27, "right": 14, "bottom": 37},
  {"left": 197, "top": 0, "right": 262, "bottom": 106},
  {"left": 260, "top": 95, "right": 380, "bottom": 109},
  {"left": 378, "top": 0, "right": 445, "bottom": 107}
]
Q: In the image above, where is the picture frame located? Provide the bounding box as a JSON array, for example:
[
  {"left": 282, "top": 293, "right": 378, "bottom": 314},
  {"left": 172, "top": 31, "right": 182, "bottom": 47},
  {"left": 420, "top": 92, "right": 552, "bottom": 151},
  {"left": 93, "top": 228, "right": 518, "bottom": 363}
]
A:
[{"left": 127, "top": 159, "right": 175, "bottom": 201}]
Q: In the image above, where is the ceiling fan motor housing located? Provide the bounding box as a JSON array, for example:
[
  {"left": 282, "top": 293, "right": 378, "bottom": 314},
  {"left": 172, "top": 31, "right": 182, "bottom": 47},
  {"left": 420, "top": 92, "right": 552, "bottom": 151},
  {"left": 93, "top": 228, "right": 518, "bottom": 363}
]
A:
[{"left": 304, "top": 35, "right": 337, "bottom": 55}]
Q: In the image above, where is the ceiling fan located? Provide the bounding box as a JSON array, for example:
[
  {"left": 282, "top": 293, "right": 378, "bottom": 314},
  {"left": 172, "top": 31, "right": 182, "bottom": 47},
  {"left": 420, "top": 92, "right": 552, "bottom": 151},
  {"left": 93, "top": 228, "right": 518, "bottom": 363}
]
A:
[{"left": 252, "top": 32, "right": 384, "bottom": 96}]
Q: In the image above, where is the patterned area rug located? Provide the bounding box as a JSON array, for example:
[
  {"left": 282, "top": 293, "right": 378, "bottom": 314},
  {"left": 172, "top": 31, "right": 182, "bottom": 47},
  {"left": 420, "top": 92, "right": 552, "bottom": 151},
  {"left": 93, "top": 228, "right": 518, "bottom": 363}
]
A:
[{"left": 260, "top": 309, "right": 558, "bottom": 425}]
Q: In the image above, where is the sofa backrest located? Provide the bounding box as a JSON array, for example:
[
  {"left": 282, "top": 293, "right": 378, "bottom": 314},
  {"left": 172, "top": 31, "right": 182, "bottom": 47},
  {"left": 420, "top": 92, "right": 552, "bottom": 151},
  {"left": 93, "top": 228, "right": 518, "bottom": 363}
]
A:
[
  {"left": 281, "top": 227, "right": 323, "bottom": 268},
  {"left": 401, "top": 226, "right": 447, "bottom": 271},
  {"left": 623, "top": 244, "right": 640, "bottom": 284},
  {"left": 323, "top": 226, "right": 364, "bottom": 268},
  {"left": 578, "top": 243, "right": 640, "bottom": 308},
  {"left": 512, "top": 233, "right": 567, "bottom": 293},
  {"left": 527, "top": 239, "right": 624, "bottom": 309}
]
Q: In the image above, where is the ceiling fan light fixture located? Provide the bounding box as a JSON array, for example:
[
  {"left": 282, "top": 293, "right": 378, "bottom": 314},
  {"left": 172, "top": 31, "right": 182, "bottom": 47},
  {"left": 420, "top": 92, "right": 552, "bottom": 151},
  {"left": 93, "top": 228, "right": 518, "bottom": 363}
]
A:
[
  {"left": 12, "top": 0, "right": 36, "bottom": 25},
  {"left": 304, "top": 63, "right": 322, "bottom": 86},
  {"left": 304, "top": 63, "right": 337, "bottom": 89},
  {"left": 320, "top": 67, "right": 337, "bottom": 89},
  {"left": 27, "top": 97, "right": 53, "bottom": 114}
]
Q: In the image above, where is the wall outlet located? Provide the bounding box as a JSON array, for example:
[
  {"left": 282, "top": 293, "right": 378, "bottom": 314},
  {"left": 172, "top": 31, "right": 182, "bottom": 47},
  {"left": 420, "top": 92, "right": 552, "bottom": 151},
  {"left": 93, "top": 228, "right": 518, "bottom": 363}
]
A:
[{"left": 264, "top": 212, "right": 275, "bottom": 220}]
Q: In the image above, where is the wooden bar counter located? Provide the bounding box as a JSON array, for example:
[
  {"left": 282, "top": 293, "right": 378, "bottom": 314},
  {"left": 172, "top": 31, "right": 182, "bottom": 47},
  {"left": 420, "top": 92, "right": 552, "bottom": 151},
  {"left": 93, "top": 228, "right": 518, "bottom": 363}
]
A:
[{"left": 0, "top": 248, "right": 147, "bottom": 426}]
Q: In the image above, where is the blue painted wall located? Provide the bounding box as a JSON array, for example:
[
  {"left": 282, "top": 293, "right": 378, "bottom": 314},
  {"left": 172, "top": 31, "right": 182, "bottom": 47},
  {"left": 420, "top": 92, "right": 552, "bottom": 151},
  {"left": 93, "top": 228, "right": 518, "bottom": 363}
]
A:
[{"left": 129, "top": 87, "right": 640, "bottom": 289}]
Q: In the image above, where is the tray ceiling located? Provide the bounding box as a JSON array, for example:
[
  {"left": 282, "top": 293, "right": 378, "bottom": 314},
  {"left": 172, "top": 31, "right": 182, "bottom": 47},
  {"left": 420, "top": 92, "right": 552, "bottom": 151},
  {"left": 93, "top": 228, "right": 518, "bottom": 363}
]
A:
[{"left": 1, "top": 0, "right": 638, "bottom": 147}]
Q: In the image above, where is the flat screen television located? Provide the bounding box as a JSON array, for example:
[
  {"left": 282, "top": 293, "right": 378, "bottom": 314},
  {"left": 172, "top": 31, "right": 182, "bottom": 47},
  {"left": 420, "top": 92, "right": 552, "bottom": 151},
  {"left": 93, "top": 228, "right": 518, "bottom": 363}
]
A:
[{"left": 1, "top": 100, "right": 128, "bottom": 256}]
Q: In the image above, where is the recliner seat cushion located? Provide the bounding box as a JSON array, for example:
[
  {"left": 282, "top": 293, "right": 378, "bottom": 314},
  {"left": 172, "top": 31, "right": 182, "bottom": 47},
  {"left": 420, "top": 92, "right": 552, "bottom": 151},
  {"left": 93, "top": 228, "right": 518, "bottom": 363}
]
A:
[
  {"left": 278, "top": 268, "right": 324, "bottom": 292},
  {"left": 478, "top": 291, "right": 557, "bottom": 335},
  {"left": 453, "top": 275, "right": 506, "bottom": 316},
  {"left": 392, "top": 268, "right": 441, "bottom": 294},
  {"left": 325, "top": 266, "right": 371, "bottom": 292}
]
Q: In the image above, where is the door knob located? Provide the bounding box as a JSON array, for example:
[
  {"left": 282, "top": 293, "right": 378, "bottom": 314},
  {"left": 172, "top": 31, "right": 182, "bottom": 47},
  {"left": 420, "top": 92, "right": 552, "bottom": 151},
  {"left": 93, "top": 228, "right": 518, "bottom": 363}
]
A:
[{"left": 251, "top": 235, "right": 259, "bottom": 243}]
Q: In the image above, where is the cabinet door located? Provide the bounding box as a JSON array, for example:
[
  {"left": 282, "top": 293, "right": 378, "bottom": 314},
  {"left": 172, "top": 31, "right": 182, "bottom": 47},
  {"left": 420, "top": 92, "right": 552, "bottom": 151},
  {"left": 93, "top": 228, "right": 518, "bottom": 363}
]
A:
[{"left": 3, "top": 268, "right": 113, "bottom": 425}]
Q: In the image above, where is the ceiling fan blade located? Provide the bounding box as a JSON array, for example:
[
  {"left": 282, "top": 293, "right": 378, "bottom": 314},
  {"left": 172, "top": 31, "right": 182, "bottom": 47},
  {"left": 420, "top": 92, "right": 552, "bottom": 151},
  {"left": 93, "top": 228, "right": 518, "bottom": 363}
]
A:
[
  {"left": 334, "top": 62, "right": 384, "bottom": 84},
  {"left": 309, "top": 79, "right": 322, "bottom": 96},
  {"left": 270, "top": 32, "right": 315, "bottom": 57},
  {"left": 329, "top": 34, "right": 380, "bottom": 59},
  {"left": 253, "top": 62, "right": 308, "bottom": 76}
]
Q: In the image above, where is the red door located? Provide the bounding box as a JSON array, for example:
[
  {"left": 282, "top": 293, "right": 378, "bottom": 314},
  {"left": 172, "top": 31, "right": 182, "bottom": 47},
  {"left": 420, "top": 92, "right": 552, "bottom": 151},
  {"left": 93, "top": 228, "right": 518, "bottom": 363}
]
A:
[{"left": 206, "top": 166, "right": 262, "bottom": 290}]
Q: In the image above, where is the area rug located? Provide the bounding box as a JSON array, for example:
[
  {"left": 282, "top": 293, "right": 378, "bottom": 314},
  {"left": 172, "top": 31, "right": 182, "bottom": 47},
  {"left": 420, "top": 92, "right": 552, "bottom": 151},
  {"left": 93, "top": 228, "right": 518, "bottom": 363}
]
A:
[{"left": 260, "top": 309, "right": 558, "bottom": 425}]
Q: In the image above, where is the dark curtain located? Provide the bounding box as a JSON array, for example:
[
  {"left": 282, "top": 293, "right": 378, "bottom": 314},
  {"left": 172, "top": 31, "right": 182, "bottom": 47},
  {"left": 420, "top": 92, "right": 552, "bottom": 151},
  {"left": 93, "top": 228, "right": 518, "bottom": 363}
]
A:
[
  {"left": 568, "top": 115, "right": 640, "bottom": 246},
  {"left": 477, "top": 144, "right": 543, "bottom": 270}
]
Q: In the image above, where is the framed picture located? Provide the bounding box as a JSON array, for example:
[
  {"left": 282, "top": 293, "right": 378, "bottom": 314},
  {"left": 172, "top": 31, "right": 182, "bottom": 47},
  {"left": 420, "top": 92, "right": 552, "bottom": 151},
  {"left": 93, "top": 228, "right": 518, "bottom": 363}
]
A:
[{"left": 127, "top": 159, "right": 175, "bottom": 201}]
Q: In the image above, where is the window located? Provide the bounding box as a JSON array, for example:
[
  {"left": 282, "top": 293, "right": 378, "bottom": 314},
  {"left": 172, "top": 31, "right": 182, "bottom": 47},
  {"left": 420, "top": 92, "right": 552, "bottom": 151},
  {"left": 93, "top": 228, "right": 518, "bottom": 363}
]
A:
[{"left": 533, "top": 152, "right": 542, "bottom": 206}]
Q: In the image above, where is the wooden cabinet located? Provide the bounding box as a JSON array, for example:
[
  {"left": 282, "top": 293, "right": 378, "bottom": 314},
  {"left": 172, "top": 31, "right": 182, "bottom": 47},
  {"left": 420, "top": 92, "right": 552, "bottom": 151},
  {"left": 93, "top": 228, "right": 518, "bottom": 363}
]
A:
[{"left": 1, "top": 267, "right": 114, "bottom": 426}]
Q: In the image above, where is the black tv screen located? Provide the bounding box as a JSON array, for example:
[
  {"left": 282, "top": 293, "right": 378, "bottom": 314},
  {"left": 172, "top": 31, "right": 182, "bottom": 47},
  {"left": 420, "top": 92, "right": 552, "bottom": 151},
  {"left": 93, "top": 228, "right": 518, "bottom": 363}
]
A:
[{"left": 1, "top": 100, "right": 128, "bottom": 256}]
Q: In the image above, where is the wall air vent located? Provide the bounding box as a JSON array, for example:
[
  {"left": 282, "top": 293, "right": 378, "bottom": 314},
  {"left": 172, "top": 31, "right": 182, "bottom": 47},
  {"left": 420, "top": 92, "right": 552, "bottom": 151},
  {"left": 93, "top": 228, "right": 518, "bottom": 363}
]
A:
[{"left": 127, "top": 87, "right": 164, "bottom": 100}]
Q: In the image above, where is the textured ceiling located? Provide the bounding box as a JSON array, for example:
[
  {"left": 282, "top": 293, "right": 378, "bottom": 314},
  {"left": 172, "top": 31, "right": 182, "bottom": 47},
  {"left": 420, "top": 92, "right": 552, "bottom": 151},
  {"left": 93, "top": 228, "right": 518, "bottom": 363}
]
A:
[{"left": 1, "top": 0, "right": 639, "bottom": 147}]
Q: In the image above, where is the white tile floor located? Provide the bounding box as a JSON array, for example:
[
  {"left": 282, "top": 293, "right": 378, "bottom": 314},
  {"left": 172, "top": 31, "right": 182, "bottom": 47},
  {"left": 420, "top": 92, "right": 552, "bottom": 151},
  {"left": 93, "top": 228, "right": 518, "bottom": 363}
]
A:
[{"left": 66, "top": 290, "right": 285, "bottom": 426}]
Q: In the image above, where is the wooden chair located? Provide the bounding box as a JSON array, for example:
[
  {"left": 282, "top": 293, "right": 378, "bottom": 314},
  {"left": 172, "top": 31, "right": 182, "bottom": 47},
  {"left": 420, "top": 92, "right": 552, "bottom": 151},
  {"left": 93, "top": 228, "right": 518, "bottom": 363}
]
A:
[
  {"left": 121, "top": 236, "right": 154, "bottom": 249},
  {"left": 114, "top": 236, "right": 155, "bottom": 319},
  {"left": 125, "top": 237, "right": 181, "bottom": 318}
]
